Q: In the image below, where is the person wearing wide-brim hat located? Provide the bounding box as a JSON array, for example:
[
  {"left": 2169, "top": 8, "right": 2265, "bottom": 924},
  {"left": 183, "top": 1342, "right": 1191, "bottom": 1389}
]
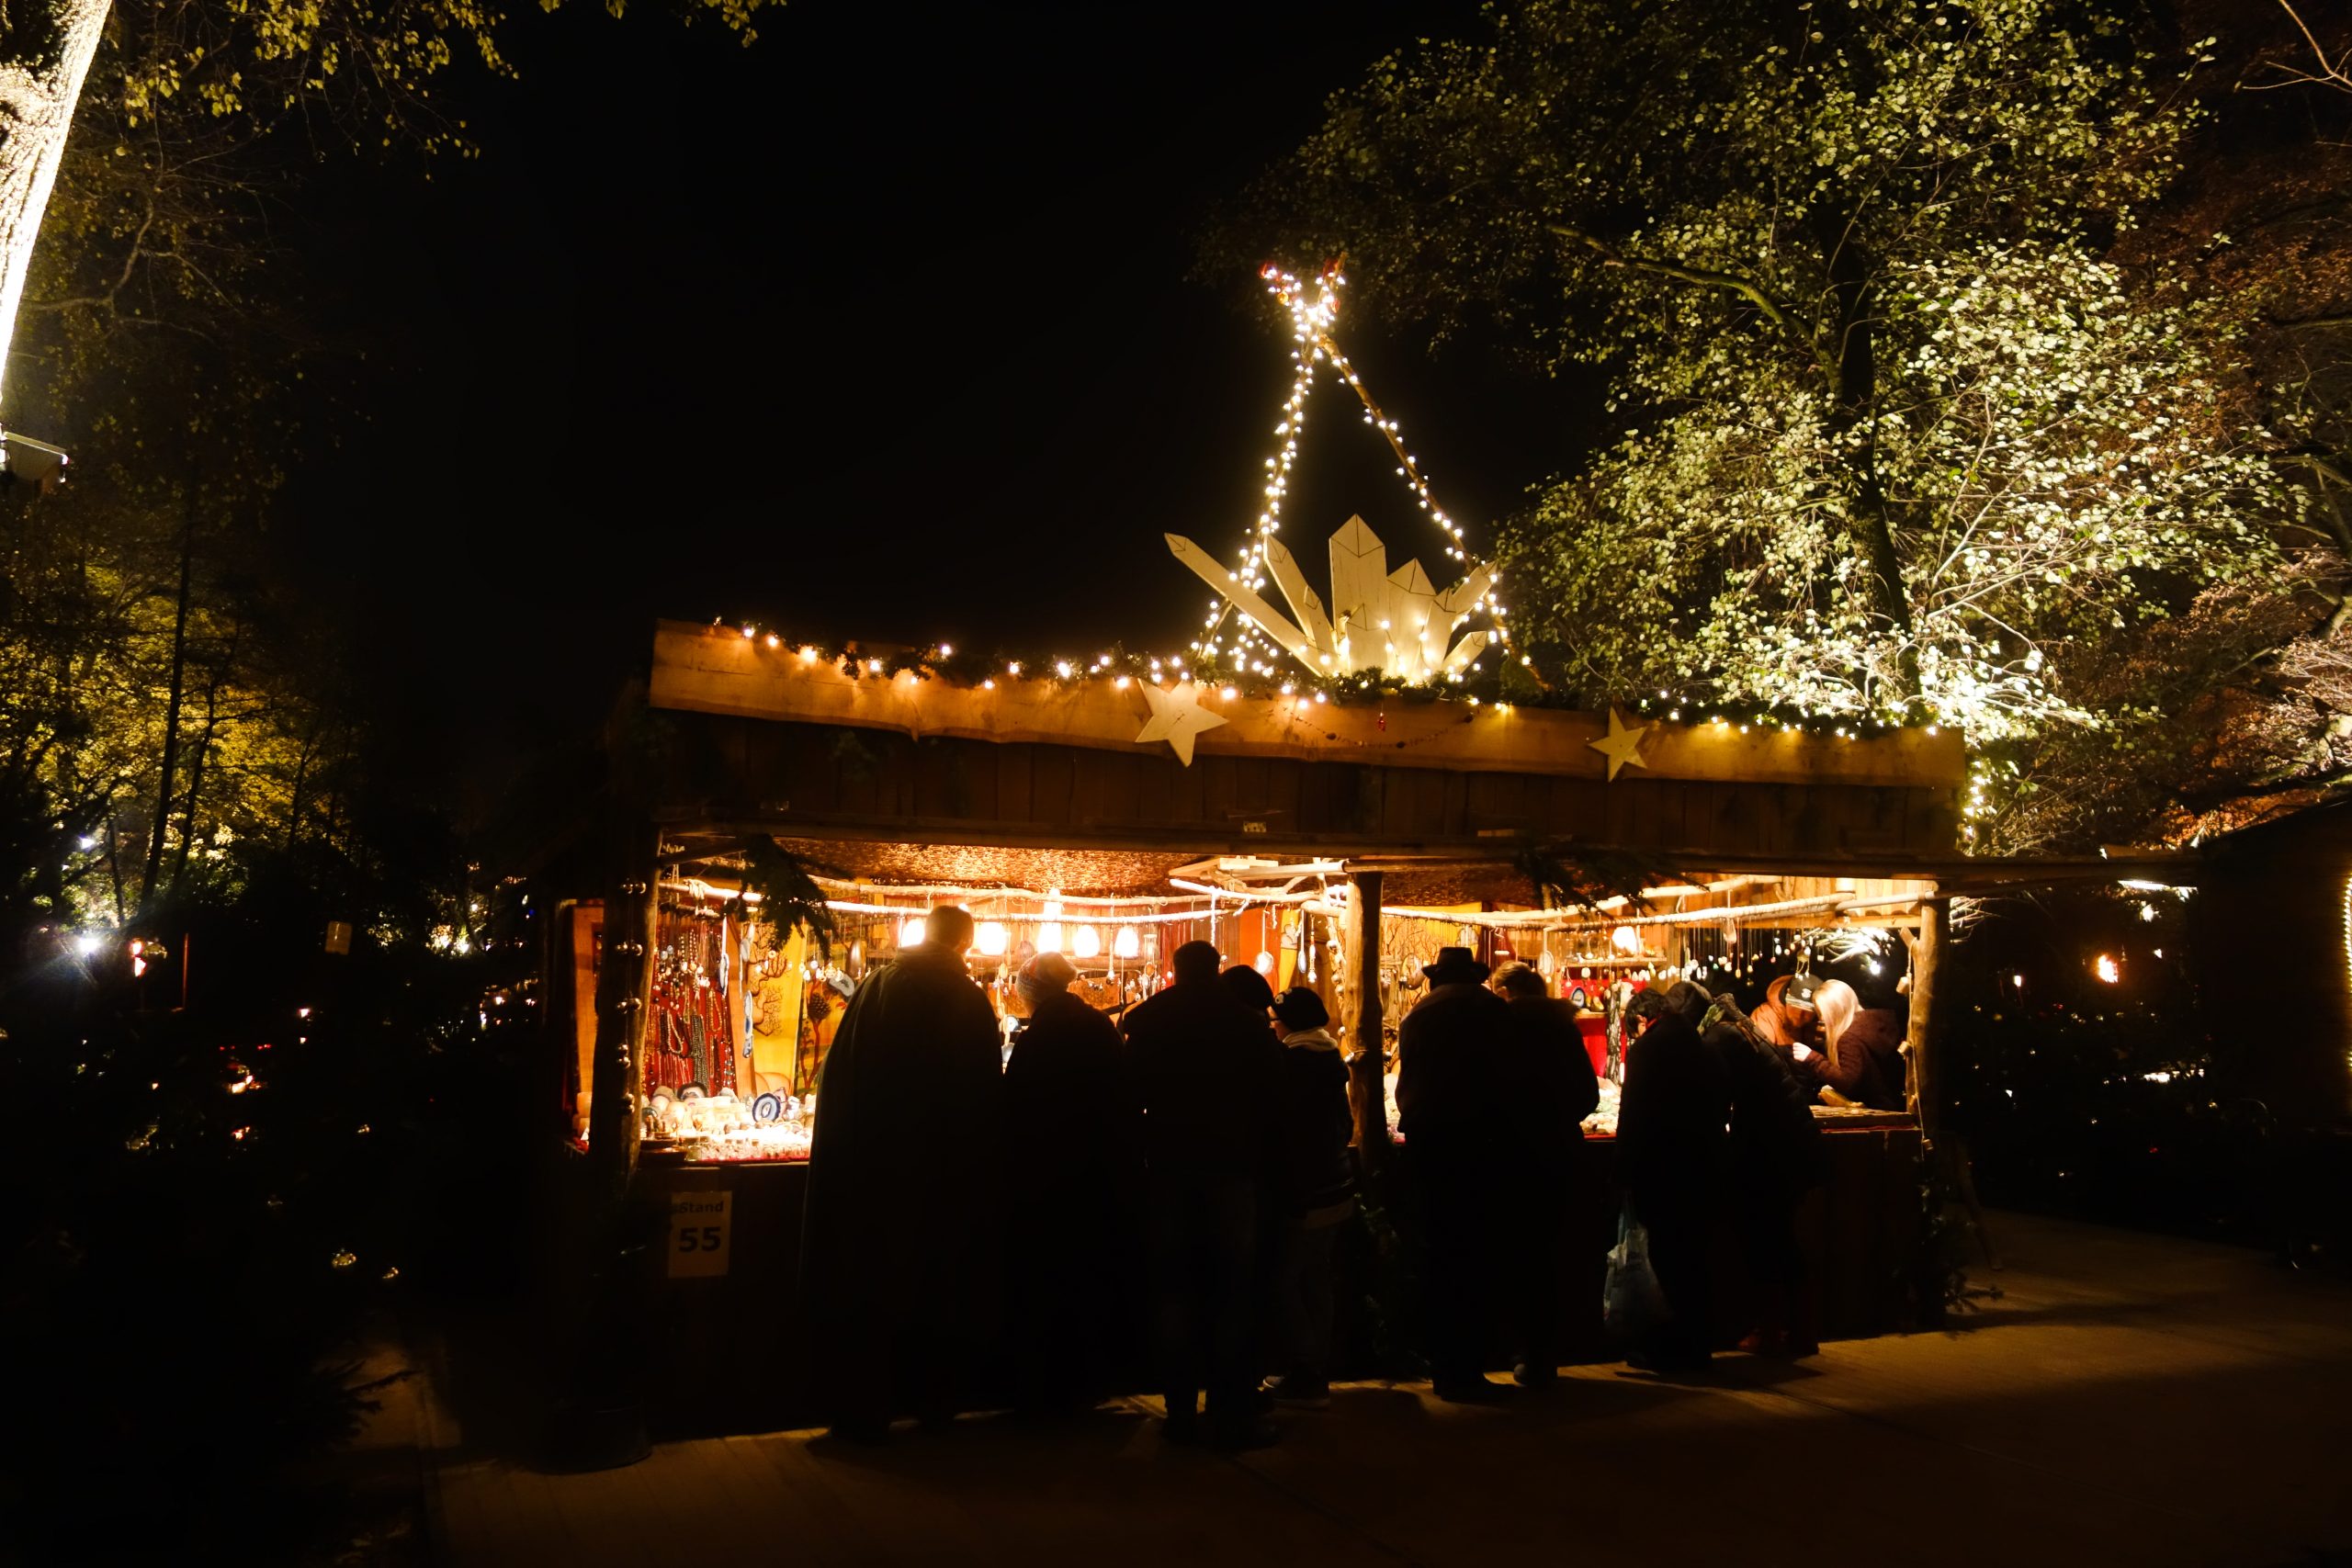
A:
[{"left": 1395, "top": 944, "right": 1537, "bottom": 1399}]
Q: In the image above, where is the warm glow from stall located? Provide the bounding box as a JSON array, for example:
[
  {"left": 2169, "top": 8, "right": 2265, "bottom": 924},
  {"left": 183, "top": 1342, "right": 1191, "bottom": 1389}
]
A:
[
  {"left": 1610, "top": 924, "right": 1642, "bottom": 955},
  {"left": 978, "top": 922, "right": 1009, "bottom": 956},
  {"left": 1114, "top": 926, "right": 1141, "bottom": 959},
  {"left": 2093, "top": 953, "right": 2121, "bottom": 984},
  {"left": 898, "top": 915, "right": 926, "bottom": 947},
  {"left": 1038, "top": 923, "right": 1064, "bottom": 953},
  {"left": 1072, "top": 925, "right": 1101, "bottom": 958}
]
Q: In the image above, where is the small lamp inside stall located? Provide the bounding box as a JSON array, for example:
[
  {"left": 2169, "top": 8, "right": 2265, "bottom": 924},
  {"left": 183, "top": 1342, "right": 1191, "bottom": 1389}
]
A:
[
  {"left": 1114, "top": 926, "right": 1141, "bottom": 959},
  {"left": 898, "top": 915, "right": 926, "bottom": 947},
  {"left": 977, "top": 921, "right": 1009, "bottom": 956},
  {"left": 1072, "top": 924, "right": 1101, "bottom": 958},
  {"left": 1610, "top": 923, "right": 1642, "bottom": 955}
]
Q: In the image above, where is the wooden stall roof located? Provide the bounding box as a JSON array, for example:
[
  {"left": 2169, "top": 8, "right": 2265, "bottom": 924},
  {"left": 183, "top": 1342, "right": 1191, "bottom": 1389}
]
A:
[
  {"left": 643, "top": 620, "right": 1993, "bottom": 876},
  {"left": 651, "top": 621, "right": 1966, "bottom": 789}
]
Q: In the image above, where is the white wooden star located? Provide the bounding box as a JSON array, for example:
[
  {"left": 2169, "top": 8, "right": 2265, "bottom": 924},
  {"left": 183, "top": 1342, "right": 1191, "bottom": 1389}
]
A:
[
  {"left": 1588, "top": 707, "right": 1650, "bottom": 783},
  {"left": 1135, "top": 681, "right": 1230, "bottom": 766}
]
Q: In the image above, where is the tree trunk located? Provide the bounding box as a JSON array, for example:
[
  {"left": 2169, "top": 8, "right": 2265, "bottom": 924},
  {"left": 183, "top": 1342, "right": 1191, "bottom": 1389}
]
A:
[
  {"left": 140, "top": 500, "right": 195, "bottom": 908},
  {"left": 1824, "top": 232, "right": 1914, "bottom": 659},
  {"left": 169, "top": 671, "right": 221, "bottom": 889},
  {"left": 0, "top": 0, "right": 110, "bottom": 412}
]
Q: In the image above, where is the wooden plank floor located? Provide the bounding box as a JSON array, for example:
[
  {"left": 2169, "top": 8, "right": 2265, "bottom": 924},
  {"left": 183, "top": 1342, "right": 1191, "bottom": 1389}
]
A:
[{"left": 424, "top": 1213, "right": 2352, "bottom": 1568}]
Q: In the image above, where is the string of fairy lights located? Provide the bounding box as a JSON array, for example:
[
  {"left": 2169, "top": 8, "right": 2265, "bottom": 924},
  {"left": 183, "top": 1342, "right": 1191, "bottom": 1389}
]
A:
[
  {"left": 1192, "top": 265, "right": 1542, "bottom": 684},
  {"left": 700, "top": 264, "right": 1972, "bottom": 744}
]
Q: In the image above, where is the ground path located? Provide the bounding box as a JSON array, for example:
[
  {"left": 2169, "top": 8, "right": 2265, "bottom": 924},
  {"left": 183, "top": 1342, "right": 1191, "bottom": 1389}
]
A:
[{"left": 416, "top": 1212, "right": 2352, "bottom": 1567}]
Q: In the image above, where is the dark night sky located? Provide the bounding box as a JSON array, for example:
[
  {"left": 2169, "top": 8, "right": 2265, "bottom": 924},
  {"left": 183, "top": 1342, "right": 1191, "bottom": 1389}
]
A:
[{"left": 294, "top": 1, "right": 1603, "bottom": 807}]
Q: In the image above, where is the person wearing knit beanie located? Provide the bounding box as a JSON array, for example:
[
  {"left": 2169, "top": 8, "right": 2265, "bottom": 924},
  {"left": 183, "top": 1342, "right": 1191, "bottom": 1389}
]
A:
[{"left": 1015, "top": 950, "right": 1080, "bottom": 1012}]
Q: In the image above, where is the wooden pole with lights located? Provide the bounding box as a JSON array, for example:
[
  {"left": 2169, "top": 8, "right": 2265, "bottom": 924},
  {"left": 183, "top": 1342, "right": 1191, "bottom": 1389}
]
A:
[{"left": 1346, "top": 869, "right": 1388, "bottom": 1186}]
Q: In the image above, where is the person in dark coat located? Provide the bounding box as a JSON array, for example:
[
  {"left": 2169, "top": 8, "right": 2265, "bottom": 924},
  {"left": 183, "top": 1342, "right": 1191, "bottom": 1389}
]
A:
[
  {"left": 1261, "top": 986, "right": 1356, "bottom": 1407},
  {"left": 1700, "top": 994, "right": 1826, "bottom": 1358},
  {"left": 1395, "top": 945, "right": 1530, "bottom": 1398},
  {"left": 1616, "top": 980, "right": 1732, "bottom": 1372},
  {"left": 1490, "top": 961, "right": 1600, "bottom": 1387},
  {"left": 799, "top": 906, "right": 1005, "bottom": 1442},
  {"left": 1003, "top": 951, "right": 1143, "bottom": 1412},
  {"left": 1121, "top": 940, "right": 1282, "bottom": 1450}
]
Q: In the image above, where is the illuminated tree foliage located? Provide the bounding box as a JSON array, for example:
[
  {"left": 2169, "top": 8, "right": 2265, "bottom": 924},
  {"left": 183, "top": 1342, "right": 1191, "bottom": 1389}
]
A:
[
  {"left": 1, "top": 0, "right": 777, "bottom": 940},
  {"left": 1223, "top": 0, "right": 2335, "bottom": 845}
]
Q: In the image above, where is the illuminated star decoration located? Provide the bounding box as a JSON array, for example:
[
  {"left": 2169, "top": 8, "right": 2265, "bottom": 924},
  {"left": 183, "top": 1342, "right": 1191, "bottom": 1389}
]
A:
[
  {"left": 1182, "top": 264, "right": 1537, "bottom": 687},
  {"left": 1134, "top": 681, "right": 1230, "bottom": 766},
  {"left": 1588, "top": 707, "right": 1650, "bottom": 784}
]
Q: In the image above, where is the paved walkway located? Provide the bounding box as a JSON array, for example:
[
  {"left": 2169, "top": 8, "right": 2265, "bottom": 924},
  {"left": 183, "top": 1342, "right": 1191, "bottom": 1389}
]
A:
[{"left": 421, "top": 1213, "right": 2352, "bottom": 1567}]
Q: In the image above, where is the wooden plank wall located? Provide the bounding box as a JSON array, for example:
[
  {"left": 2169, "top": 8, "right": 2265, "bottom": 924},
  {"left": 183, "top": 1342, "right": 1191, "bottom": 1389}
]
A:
[{"left": 653, "top": 714, "right": 1957, "bottom": 862}]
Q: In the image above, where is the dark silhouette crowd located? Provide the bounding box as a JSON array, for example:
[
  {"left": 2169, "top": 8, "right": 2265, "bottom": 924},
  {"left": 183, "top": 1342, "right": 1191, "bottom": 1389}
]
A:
[{"left": 799, "top": 908, "right": 1885, "bottom": 1448}]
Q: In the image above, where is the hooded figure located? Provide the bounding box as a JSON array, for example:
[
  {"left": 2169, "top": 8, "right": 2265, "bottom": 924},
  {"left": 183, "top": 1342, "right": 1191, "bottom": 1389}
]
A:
[
  {"left": 1617, "top": 980, "right": 1732, "bottom": 1372},
  {"left": 1395, "top": 945, "right": 1537, "bottom": 1396},
  {"left": 799, "top": 906, "right": 1005, "bottom": 1441},
  {"left": 1003, "top": 950, "right": 1143, "bottom": 1411},
  {"left": 1120, "top": 941, "right": 1282, "bottom": 1450},
  {"left": 1260, "top": 986, "right": 1356, "bottom": 1407},
  {"left": 1489, "top": 961, "right": 1601, "bottom": 1388}
]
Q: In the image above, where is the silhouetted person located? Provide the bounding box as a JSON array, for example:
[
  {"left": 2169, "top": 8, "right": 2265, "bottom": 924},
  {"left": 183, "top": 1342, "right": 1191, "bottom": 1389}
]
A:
[
  {"left": 1003, "top": 951, "right": 1142, "bottom": 1412},
  {"left": 1617, "top": 981, "right": 1732, "bottom": 1373},
  {"left": 1702, "top": 993, "right": 1826, "bottom": 1358},
  {"left": 1490, "top": 961, "right": 1600, "bottom": 1387},
  {"left": 1219, "top": 961, "right": 1278, "bottom": 1019},
  {"left": 1122, "top": 940, "right": 1282, "bottom": 1450},
  {"left": 1261, "top": 986, "right": 1355, "bottom": 1407},
  {"left": 1395, "top": 945, "right": 1528, "bottom": 1398},
  {"left": 800, "top": 906, "right": 1003, "bottom": 1441}
]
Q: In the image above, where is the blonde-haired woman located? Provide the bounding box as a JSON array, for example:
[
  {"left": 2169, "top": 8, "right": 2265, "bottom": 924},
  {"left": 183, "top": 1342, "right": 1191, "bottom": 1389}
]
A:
[{"left": 1793, "top": 979, "right": 1905, "bottom": 1111}]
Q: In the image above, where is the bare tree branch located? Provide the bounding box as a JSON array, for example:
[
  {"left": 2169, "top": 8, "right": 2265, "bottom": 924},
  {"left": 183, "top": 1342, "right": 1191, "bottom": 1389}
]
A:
[{"left": 1545, "top": 222, "right": 1802, "bottom": 334}]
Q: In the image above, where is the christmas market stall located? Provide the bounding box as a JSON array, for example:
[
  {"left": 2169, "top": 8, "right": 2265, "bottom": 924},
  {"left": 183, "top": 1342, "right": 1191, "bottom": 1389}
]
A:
[
  {"left": 537, "top": 265, "right": 2027, "bottom": 1429},
  {"left": 533, "top": 607, "right": 1992, "bottom": 1429}
]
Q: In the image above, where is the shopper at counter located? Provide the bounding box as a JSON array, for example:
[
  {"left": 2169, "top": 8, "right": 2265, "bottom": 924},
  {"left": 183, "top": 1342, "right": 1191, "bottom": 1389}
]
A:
[
  {"left": 1004, "top": 951, "right": 1143, "bottom": 1414},
  {"left": 1490, "top": 961, "right": 1600, "bottom": 1389},
  {"left": 1796, "top": 979, "right": 1906, "bottom": 1110},
  {"left": 1260, "top": 987, "right": 1355, "bottom": 1409},
  {"left": 1396, "top": 945, "right": 1530, "bottom": 1399},
  {"left": 1702, "top": 994, "right": 1826, "bottom": 1358},
  {"left": 1122, "top": 940, "right": 1283, "bottom": 1450},
  {"left": 799, "top": 906, "right": 1005, "bottom": 1443},
  {"left": 1617, "top": 981, "right": 1732, "bottom": 1373}
]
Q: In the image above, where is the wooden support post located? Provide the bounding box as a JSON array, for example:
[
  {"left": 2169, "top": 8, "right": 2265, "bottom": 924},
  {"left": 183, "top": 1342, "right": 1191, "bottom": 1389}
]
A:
[
  {"left": 1902, "top": 897, "right": 1944, "bottom": 1136},
  {"left": 588, "top": 816, "right": 658, "bottom": 1200},
  {"left": 1346, "top": 870, "right": 1387, "bottom": 1184}
]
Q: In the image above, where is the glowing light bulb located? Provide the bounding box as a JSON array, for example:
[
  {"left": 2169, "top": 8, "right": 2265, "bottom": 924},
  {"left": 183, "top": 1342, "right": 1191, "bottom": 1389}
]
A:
[
  {"left": 1253, "top": 950, "right": 1275, "bottom": 976},
  {"left": 1073, "top": 926, "right": 1101, "bottom": 958},
  {"left": 2093, "top": 953, "right": 2120, "bottom": 984},
  {"left": 899, "top": 916, "right": 926, "bottom": 947},
  {"left": 978, "top": 922, "right": 1009, "bottom": 956},
  {"left": 1038, "top": 923, "right": 1063, "bottom": 953},
  {"left": 1114, "top": 927, "right": 1141, "bottom": 959}
]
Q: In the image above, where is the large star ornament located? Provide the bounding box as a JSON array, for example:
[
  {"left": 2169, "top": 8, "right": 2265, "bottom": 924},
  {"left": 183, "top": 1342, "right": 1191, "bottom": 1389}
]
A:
[
  {"left": 1588, "top": 707, "right": 1650, "bottom": 784},
  {"left": 1134, "top": 681, "right": 1230, "bottom": 766}
]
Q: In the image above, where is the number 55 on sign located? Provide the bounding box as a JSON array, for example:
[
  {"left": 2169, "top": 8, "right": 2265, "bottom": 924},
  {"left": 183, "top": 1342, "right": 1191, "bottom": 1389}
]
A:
[{"left": 667, "top": 1190, "right": 732, "bottom": 1278}]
